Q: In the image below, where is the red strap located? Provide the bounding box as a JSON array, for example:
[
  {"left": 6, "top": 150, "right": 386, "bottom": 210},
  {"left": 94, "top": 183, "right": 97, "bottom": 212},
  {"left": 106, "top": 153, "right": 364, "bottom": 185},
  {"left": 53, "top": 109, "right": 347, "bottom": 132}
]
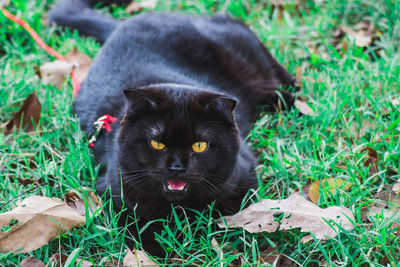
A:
[
  {"left": 1, "top": 8, "right": 81, "bottom": 97},
  {"left": 101, "top": 115, "right": 117, "bottom": 132},
  {"left": 2, "top": 8, "right": 116, "bottom": 146}
]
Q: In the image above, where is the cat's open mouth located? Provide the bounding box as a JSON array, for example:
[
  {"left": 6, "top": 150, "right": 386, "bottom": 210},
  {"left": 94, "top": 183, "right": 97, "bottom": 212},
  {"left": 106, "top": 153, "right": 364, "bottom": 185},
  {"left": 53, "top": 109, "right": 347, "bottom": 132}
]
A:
[{"left": 164, "top": 179, "right": 188, "bottom": 192}]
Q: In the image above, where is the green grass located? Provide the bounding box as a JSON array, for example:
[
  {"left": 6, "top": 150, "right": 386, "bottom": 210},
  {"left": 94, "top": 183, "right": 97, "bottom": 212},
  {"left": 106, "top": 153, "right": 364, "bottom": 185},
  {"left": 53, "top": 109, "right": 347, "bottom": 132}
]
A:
[{"left": 1, "top": 0, "right": 400, "bottom": 266}]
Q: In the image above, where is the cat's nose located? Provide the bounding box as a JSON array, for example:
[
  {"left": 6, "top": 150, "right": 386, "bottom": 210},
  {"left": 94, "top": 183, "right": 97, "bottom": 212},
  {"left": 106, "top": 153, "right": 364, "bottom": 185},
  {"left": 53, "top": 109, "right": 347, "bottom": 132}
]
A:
[
  {"left": 167, "top": 157, "right": 186, "bottom": 173},
  {"left": 169, "top": 165, "right": 186, "bottom": 173}
]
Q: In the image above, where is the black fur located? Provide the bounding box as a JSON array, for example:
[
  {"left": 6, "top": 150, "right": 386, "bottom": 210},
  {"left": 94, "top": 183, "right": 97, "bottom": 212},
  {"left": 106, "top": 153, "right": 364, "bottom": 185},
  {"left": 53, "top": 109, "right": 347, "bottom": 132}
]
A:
[{"left": 49, "top": 0, "right": 298, "bottom": 256}]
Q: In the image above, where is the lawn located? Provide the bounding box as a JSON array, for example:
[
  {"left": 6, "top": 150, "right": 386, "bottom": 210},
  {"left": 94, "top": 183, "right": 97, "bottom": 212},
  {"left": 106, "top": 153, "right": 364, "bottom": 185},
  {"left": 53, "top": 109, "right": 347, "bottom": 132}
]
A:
[{"left": 1, "top": 0, "right": 400, "bottom": 266}]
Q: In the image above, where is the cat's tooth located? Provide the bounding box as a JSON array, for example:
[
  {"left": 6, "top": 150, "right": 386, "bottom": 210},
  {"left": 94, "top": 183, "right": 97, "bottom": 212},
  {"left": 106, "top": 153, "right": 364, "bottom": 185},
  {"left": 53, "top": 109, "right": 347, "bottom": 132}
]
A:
[{"left": 167, "top": 184, "right": 185, "bottom": 191}]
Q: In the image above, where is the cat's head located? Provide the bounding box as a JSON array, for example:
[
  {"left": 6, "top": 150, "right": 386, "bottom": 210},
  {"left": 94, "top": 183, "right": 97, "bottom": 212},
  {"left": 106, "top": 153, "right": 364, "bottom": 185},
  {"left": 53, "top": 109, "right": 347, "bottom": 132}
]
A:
[{"left": 117, "top": 84, "right": 240, "bottom": 202}]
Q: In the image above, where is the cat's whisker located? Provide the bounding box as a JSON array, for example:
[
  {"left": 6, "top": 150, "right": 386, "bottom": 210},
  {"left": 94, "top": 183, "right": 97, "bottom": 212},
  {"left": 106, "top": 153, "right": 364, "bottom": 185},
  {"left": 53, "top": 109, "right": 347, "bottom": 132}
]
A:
[
  {"left": 197, "top": 182, "right": 217, "bottom": 201},
  {"left": 201, "top": 179, "right": 220, "bottom": 196},
  {"left": 122, "top": 171, "right": 150, "bottom": 178},
  {"left": 120, "top": 169, "right": 149, "bottom": 175},
  {"left": 202, "top": 182, "right": 235, "bottom": 210},
  {"left": 123, "top": 175, "right": 151, "bottom": 185}
]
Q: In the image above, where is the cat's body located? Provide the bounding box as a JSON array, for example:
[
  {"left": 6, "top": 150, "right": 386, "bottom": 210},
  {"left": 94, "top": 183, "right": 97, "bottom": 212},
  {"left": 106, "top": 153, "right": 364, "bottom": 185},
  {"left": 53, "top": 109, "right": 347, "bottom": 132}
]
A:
[{"left": 49, "top": 0, "right": 298, "bottom": 255}]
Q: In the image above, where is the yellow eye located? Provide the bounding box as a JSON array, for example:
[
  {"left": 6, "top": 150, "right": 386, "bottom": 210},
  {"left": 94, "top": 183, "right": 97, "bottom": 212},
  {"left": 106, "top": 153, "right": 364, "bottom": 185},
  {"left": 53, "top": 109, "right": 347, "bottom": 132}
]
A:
[
  {"left": 150, "top": 140, "right": 165, "bottom": 150},
  {"left": 192, "top": 142, "right": 208, "bottom": 153}
]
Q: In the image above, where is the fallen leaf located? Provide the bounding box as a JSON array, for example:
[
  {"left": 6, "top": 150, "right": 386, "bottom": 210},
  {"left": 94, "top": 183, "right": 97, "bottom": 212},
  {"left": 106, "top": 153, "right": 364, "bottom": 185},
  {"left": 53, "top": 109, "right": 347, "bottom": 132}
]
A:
[
  {"left": 103, "top": 259, "right": 121, "bottom": 266},
  {"left": 269, "top": 0, "right": 301, "bottom": 21},
  {"left": 51, "top": 253, "right": 93, "bottom": 267},
  {"left": 298, "top": 179, "right": 312, "bottom": 200},
  {"left": 0, "top": 0, "right": 10, "bottom": 8},
  {"left": 361, "top": 184, "right": 400, "bottom": 222},
  {"left": 362, "top": 147, "right": 379, "bottom": 176},
  {"left": 78, "top": 259, "right": 93, "bottom": 267},
  {"left": 125, "top": 0, "right": 157, "bottom": 14},
  {"left": 391, "top": 96, "right": 400, "bottom": 107},
  {"left": 20, "top": 256, "right": 46, "bottom": 267},
  {"left": 16, "top": 177, "right": 39, "bottom": 186},
  {"left": 9, "top": 159, "right": 37, "bottom": 170},
  {"left": 258, "top": 246, "right": 280, "bottom": 265},
  {"left": 368, "top": 205, "right": 395, "bottom": 219},
  {"left": 393, "top": 183, "right": 400, "bottom": 194},
  {"left": 211, "top": 238, "right": 224, "bottom": 267},
  {"left": 295, "top": 66, "right": 302, "bottom": 88},
  {"left": 64, "top": 48, "right": 92, "bottom": 83},
  {"left": 65, "top": 188, "right": 102, "bottom": 217},
  {"left": 4, "top": 92, "right": 41, "bottom": 135},
  {"left": 218, "top": 194, "right": 354, "bottom": 243},
  {"left": 258, "top": 246, "right": 296, "bottom": 266},
  {"left": 335, "top": 164, "right": 348, "bottom": 170},
  {"left": 308, "top": 180, "right": 320, "bottom": 204},
  {"left": 294, "top": 100, "right": 315, "bottom": 116},
  {"left": 348, "top": 118, "right": 376, "bottom": 139},
  {"left": 338, "top": 21, "right": 376, "bottom": 48},
  {"left": 39, "top": 60, "right": 75, "bottom": 89},
  {"left": 0, "top": 195, "right": 85, "bottom": 253},
  {"left": 123, "top": 249, "right": 158, "bottom": 267},
  {"left": 308, "top": 178, "right": 352, "bottom": 204},
  {"left": 51, "top": 253, "right": 68, "bottom": 267}
]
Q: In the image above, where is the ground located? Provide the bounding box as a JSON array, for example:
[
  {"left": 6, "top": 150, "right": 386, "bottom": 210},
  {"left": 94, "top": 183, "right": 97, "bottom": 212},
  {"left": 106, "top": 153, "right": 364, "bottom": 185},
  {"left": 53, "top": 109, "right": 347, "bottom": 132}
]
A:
[{"left": 1, "top": 0, "right": 400, "bottom": 266}]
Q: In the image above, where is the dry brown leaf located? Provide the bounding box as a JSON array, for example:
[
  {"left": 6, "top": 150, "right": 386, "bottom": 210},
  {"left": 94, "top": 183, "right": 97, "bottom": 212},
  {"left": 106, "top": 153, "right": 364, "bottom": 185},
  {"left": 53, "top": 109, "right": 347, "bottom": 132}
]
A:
[
  {"left": 0, "top": 195, "right": 85, "bottom": 253},
  {"left": 218, "top": 194, "right": 354, "bottom": 243},
  {"left": 211, "top": 238, "right": 224, "bottom": 267},
  {"left": 260, "top": 248, "right": 280, "bottom": 265},
  {"left": 64, "top": 48, "right": 92, "bottom": 83},
  {"left": 50, "top": 253, "right": 93, "bottom": 267},
  {"left": 295, "top": 66, "right": 302, "bottom": 88},
  {"left": 17, "top": 177, "right": 39, "bottom": 186},
  {"left": 20, "top": 256, "right": 46, "bottom": 267},
  {"left": 362, "top": 147, "right": 379, "bottom": 176},
  {"left": 65, "top": 188, "right": 102, "bottom": 217},
  {"left": 294, "top": 100, "right": 315, "bottom": 115},
  {"left": 269, "top": 0, "right": 301, "bottom": 21},
  {"left": 0, "top": 0, "right": 10, "bottom": 9},
  {"left": 391, "top": 96, "right": 400, "bottom": 107},
  {"left": 125, "top": 0, "right": 157, "bottom": 14},
  {"left": 348, "top": 119, "right": 376, "bottom": 139},
  {"left": 9, "top": 159, "right": 37, "bottom": 170},
  {"left": 39, "top": 60, "right": 75, "bottom": 89},
  {"left": 339, "top": 21, "right": 375, "bottom": 48},
  {"left": 335, "top": 164, "right": 348, "bottom": 170},
  {"left": 123, "top": 249, "right": 158, "bottom": 267},
  {"left": 293, "top": 179, "right": 312, "bottom": 199},
  {"left": 258, "top": 247, "right": 280, "bottom": 265},
  {"left": 308, "top": 178, "right": 352, "bottom": 204},
  {"left": 362, "top": 184, "right": 400, "bottom": 222},
  {"left": 258, "top": 246, "right": 296, "bottom": 266},
  {"left": 51, "top": 253, "right": 68, "bottom": 267},
  {"left": 4, "top": 92, "right": 41, "bottom": 135},
  {"left": 103, "top": 259, "right": 121, "bottom": 266},
  {"left": 393, "top": 183, "right": 400, "bottom": 194},
  {"left": 308, "top": 180, "right": 320, "bottom": 204}
]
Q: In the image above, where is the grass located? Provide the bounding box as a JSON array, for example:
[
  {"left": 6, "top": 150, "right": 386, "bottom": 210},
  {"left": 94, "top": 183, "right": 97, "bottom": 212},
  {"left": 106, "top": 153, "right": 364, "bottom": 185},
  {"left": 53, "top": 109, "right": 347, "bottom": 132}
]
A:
[{"left": 1, "top": 0, "right": 400, "bottom": 266}]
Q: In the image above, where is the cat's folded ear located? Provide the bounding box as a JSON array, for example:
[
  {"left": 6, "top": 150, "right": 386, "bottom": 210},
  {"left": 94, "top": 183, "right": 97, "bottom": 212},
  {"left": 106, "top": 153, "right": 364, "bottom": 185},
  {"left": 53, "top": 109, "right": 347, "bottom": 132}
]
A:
[
  {"left": 122, "top": 88, "right": 165, "bottom": 122},
  {"left": 202, "top": 93, "right": 238, "bottom": 125},
  {"left": 123, "top": 89, "right": 159, "bottom": 108}
]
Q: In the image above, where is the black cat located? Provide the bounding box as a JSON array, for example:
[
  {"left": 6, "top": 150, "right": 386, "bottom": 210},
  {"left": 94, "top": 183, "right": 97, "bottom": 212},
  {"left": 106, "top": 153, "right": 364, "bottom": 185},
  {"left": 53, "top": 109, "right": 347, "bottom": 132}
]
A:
[{"left": 49, "top": 0, "right": 298, "bottom": 256}]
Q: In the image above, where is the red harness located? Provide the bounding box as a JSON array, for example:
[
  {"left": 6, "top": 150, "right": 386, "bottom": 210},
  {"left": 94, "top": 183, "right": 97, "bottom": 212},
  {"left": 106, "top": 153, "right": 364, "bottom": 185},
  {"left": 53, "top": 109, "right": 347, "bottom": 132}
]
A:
[
  {"left": 88, "top": 115, "right": 117, "bottom": 148},
  {"left": 2, "top": 8, "right": 117, "bottom": 147}
]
